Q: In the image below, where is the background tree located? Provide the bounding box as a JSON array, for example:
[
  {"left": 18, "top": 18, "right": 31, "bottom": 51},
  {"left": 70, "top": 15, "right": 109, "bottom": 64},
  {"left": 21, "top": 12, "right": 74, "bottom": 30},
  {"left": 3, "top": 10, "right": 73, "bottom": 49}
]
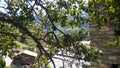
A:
[
  {"left": 89, "top": 0, "right": 120, "bottom": 45},
  {"left": 0, "top": 0, "right": 101, "bottom": 68}
]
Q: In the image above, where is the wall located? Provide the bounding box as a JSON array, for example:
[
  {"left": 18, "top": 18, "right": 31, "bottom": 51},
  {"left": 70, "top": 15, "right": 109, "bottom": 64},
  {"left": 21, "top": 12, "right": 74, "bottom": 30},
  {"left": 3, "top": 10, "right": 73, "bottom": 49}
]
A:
[{"left": 90, "top": 23, "right": 120, "bottom": 68}]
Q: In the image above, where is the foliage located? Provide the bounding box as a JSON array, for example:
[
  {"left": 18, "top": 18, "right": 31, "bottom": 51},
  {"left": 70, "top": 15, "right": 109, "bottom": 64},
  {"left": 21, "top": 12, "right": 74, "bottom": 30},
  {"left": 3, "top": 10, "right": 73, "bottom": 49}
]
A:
[
  {"left": 89, "top": 0, "right": 120, "bottom": 46},
  {"left": 89, "top": 0, "right": 120, "bottom": 30},
  {"left": 0, "top": 57, "right": 5, "bottom": 68},
  {"left": 5, "top": 66, "right": 11, "bottom": 68},
  {"left": 0, "top": 0, "right": 101, "bottom": 67},
  {"left": 107, "top": 36, "right": 120, "bottom": 46}
]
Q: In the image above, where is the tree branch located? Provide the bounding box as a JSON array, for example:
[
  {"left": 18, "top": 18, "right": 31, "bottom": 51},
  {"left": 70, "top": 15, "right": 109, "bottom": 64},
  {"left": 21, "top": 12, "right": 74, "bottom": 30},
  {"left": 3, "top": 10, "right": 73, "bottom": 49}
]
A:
[
  {"left": 44, "top": 31, "right": 54, "bottom": 39},
  {"left": 0, "top": 12, "right": 56, "bottom": 68},
  {"left": 36, "top": 1, "right": 67, "bottom": 37}
]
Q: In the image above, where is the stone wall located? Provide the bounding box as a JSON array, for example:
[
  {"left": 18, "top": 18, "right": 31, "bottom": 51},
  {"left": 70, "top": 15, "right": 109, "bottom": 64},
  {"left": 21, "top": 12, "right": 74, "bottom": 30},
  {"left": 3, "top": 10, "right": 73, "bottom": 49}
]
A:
[{"left": 90, "top": 23, "right": 120, "bottom": 68}]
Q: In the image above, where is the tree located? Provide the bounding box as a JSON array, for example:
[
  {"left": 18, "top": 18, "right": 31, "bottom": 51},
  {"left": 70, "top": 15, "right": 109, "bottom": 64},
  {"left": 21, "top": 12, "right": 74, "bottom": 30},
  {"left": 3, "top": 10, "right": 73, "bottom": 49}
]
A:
[
  {"left": 0, "top": 0, "right": 101, "bottom": 68},
  {"left": 89, "top": 0, "right": 120, "bottom": 30},
  {"left": 89, "top": 0, "right": 120, "bottom": 45}
]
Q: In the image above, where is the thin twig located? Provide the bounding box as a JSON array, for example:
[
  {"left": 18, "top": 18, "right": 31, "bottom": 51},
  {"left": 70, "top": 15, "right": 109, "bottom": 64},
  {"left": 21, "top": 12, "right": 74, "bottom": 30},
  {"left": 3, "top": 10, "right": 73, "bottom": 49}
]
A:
[
  {"left": 44, "top": 31, "right": 54, "bottom": 39},
  {"left": 27, "top": 0, "right": 41, "bottom": 22}
]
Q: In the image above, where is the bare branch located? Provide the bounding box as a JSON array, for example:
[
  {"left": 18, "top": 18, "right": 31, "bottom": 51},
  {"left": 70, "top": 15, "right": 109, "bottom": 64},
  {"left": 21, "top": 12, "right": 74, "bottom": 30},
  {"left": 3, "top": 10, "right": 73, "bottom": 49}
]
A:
[
  {"left": 27, "top": 0, "right": 40, "bottom": 18},
  {"left": 44, "top": 31, "right": 54, "bottom": 39}
]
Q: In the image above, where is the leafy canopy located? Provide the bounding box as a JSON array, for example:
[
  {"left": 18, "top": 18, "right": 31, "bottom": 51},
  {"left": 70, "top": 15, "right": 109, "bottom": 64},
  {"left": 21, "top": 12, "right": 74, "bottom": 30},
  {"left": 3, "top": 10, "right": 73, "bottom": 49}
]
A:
[
  {"left": 89, "top": 0, "right": 120, "bottom": 29},
  {"left": 89, "top": 0, "right": 120, "bottom": 45},
  {"left": 0, "top": 0, "right": 101, "bottom": 67}
]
